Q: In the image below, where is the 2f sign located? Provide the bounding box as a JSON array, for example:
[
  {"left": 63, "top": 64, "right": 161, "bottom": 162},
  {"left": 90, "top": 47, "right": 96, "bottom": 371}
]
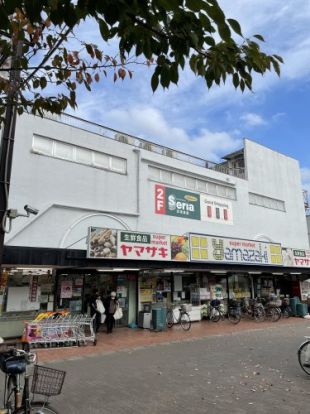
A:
[{"left": 155, "top": 185, "right": 166, "bottom": 214}]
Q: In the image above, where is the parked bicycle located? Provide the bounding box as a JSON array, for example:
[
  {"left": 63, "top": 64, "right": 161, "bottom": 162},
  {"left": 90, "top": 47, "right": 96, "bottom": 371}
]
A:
[
  {"left": 281, "top": 297, "right": 292, "bottom": 318},
  {"left": 260, "top": 298, "right": 281, "bottom": 322},
  {"left": 241, "top": 298, "right": 265, "bottom": 322},
  {"left": 227, "top": 300, "right": 242, "bottom": 325},
  {"left": 208, "top": 299, "right": 225, "bottom": 323},
  {"left": 298, "top": 333, "right": 310, "bottom": 375},
  {"left": 0, "top": 347, "right": 66, "bottom": 413},
  {"left": 166, "top": 304, "right": 191, "bottom": 331}
]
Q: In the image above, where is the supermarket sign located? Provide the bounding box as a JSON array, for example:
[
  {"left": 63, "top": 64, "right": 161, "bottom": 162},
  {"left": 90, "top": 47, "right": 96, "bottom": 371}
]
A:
[
  {"left": 282, "top": 247, "right": 310, "bottom": 267},
  {"left": 190, "top": 234, "right": 283, "bottom": 266},
  {"left": 87, "top": 227, "right": 190, "bottom": 261},
  {"left": 155, "top": 184, "right": 233, "bottom": 224}
]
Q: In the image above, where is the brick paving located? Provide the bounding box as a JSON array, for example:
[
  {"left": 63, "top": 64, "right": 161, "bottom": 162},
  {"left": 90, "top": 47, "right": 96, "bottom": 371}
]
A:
[{"left": 32, "top": 317, "right": 306, "bottom": 363}]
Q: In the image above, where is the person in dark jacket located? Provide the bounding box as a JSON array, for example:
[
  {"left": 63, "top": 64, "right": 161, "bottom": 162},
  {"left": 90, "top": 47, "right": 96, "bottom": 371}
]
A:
[{"left": 104, "top": 291, "right": 118, "bottom": 334}]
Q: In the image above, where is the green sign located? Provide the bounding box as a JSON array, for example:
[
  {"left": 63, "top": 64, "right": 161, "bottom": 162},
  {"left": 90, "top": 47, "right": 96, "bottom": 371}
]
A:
[
  {"left": 165, "top": 187, "right": 201, "bottom": 220},
  {"left": 120, "top": 232, "right": 151, "bottom": 244}
]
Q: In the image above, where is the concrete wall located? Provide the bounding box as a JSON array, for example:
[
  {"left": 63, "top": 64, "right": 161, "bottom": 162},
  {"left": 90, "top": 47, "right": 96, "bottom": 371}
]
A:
[{"left": 4, "top": 114, "right": 309, "bottom": 251}]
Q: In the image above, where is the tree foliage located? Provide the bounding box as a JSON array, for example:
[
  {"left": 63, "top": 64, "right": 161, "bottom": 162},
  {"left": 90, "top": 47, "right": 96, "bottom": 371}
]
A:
[{"left": 0, "top": 0, "right": 283, "bottom": 121}]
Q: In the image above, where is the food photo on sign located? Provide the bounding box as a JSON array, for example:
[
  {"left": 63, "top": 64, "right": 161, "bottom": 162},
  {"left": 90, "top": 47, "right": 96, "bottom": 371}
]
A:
[
  {"left": 170, "top": 235, "right": 189, "bottom": 261},
  {"left": 88, "top": 227, "right": 118, "bottom": 258}
]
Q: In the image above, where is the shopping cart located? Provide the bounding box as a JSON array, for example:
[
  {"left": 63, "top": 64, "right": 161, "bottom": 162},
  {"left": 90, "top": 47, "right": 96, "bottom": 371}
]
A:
[{"left": 22, "top": 314, "right": 96, "bottom": 348}]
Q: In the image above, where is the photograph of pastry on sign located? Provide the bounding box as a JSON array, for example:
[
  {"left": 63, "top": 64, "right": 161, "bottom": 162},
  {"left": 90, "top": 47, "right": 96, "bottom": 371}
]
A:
[
  {"left": 190, "top": 234, "right": 283, "bottom": 265},
  {"left": 155, "top": 184, "right": 201, "bottom": 220}
]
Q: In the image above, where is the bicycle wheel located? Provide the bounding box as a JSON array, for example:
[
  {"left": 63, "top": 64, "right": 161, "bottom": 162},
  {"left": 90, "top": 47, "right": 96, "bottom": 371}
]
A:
[
  {"left": 254, "top": 307, "right": 265, "bottom": 322},
  {"left": 228, "top": 308, "right": 241, "bottom": 324},
  {"left": 15, "top": 401, "right": 59, "bottom": 414},
  {"left": 180, "top": 312, "right": 191, "bottom": 331},
  {"left": 210, "top": 308, "right": 220, "bottom": 322},
  {"left": 298, "top": 340, "right": 310, "bottom": 375},
  {"left": 266, "top": 307, "right": 281, "bottom": 322},
  {"left": 166, "top": 310, "right": 174, "bottom": 328}
]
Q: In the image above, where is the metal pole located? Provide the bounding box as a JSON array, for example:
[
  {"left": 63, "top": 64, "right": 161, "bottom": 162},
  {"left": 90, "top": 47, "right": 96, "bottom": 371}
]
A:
[{"left": 0, "top": 41, "right": 22, "bottom": 270}]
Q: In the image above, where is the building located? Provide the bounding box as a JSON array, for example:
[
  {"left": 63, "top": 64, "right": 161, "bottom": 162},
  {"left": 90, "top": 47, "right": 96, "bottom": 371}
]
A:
[{"left": 1, "top": 113, "right": 309, "bottom": 337}]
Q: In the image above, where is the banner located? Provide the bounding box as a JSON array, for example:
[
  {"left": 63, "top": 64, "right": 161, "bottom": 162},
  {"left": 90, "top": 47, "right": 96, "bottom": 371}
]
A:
[
  {"left": 87, "top": 227, "right": 190, "bottom": 261},
  {"left": 282, "top": 248, "right": 310, "bottom": 267},
  {"left": 155, "top": 184, "right": 201, "bottom": 220},
  {"left": 190, "top": 234, "right": 283, "bottom": 265},
  {"left": 155, "top": 184, "right": 233, "bottom": 225},
  {"left": 200, "top": 194, "right": 233, "bottom": 225}
]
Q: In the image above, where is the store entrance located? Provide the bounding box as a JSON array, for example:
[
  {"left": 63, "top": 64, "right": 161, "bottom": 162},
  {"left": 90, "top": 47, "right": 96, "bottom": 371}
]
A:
[{"left": 55, "top": 272, "right": 137, "bottom": 328}]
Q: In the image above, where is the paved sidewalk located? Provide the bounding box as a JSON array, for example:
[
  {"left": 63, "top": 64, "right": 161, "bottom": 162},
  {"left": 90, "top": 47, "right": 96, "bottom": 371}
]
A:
[{"left": 34, "top": 317, "right": 307, "bottom": 363}]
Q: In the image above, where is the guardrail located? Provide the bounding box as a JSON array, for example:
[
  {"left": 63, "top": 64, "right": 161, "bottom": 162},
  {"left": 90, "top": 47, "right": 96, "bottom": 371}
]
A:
[{"left": 45, "top": 112, "right": 245, "bottom": 179}]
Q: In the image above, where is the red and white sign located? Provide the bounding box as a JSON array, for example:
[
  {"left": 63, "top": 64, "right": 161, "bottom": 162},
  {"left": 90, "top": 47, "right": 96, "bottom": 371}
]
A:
[
  {"left": 200, "top": 195, "right": 233, "bottom": 225},
  {"left": 155, "top": 184, "right": 166, "bottom": 214}
]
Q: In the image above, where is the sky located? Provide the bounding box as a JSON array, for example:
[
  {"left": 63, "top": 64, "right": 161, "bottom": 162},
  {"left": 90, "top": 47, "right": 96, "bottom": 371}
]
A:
[{"left": 67, "top": 1, "right": 310, "bottom": 195}]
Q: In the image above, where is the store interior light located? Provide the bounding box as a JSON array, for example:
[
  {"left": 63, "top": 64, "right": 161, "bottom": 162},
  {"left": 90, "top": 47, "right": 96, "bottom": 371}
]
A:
[
  {"left": 248, "top": 272, "right": 262, "bottom": 274},
  {"left": 162, "top": 269, "right": 185, "bottom": 273},
  {"left": 96, "top": 268, "right": 140, "bottom": 272},
  {"left": 272, "top": 272, "right": 284, "bottom": 275},
  {"left": 209, "top": 270, "right": 227, "bottom": 274},
  {"left": 290, "top": 272, "right": 302, "bottom": 275}
]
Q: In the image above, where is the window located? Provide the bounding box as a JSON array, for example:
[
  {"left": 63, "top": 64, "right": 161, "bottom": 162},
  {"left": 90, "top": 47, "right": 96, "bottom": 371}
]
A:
[
  {"left": 54, "top": 141, "right": 74, "bottom": 161},
  {"left": 249, "top": 192, "right": 285, "bottom": 212},
  {"left": 148, "top": 166, "right": 236, "bottom": 200},
  {"left": 93, "top": 152, "right": 109, "bottom": 169},
  {"left": 32, "top": 135, "right": 53, "bottom": 156},
  {"left": 76, "top": 147, "right": 92, "bottom": 164},
  {"left": 32, "top": 134, "right": 127, "bottom": 174}
]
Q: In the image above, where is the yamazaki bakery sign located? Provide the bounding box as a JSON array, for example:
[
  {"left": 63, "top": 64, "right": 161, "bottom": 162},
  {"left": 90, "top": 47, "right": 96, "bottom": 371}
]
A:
[{"left": 155, "top": 184, "right": 233, "bottom": 224}]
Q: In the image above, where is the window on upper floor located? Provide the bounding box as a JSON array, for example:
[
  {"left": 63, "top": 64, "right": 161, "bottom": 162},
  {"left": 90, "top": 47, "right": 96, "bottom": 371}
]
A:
[
  {"left": 148, "top": 166, "right": 236, "bottom": 200},
  {"left": 32, "top": 134, "right": 127, "bottom": 174},
  {"left": 249, "top": 192, "right": 285, "bottom": 212}
]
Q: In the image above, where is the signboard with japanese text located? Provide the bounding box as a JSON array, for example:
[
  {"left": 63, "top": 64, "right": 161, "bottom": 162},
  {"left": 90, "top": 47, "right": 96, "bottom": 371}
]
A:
[
  {"left": 200, "top": 194, "right": 233, "bottom": 225},
  {"left": 155, "top": 184, "right": 201, "bottom": 220},
  {"left": 118, "top": 231, "right": 171, "bottom": 261},
  {"left": 282, "top": 247, "right": 310, "bottom": 267},
  {"left": 87, "top": 227, "right": 190, "bottom": 261},
  {"left": 190, "top": 234, "right": 283, "bottom": 266}
]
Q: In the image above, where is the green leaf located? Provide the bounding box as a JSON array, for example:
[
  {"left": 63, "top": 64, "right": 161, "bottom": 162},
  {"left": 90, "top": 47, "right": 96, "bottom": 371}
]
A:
[
  {"left": 273, "top": 54, "right": 284, "bottom": 64},
  {"left": 218, "top": 23, "right": 231, "bottom": 42},
  {"left": 186, "top": 0, "right": 205, "bottom": 12},
  {"left": 271, "top": 59, "right": 281, "bottom": 76},
  {"left": 99, "top": 19, "right": 110, "bottom": 40},
  {"left": 160, "top": 65, "right": 170, "bottom": 88},
  {"left": 151, "top": 72, "right": 159, "bottom": 92},
  {"left": 227, "top": 18, "right": 243, "bottom": 37},
  {"left": 40, "top": 77, "right": 47, "bottom": 89},
  {"left": 253, "top": 34, "right": 265, "bottom": 42},
  {"left": 232, "top": 73, "right": 239, "bottom": 88}
]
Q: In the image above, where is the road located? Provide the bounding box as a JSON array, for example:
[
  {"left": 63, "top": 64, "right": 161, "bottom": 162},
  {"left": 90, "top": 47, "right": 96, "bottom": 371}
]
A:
[{"left": 45, "top": 321, "right": 310, "bottom": 414}]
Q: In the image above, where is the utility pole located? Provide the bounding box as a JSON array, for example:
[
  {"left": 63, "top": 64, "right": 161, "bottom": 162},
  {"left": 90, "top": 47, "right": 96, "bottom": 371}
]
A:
[{"left": 0, "top": 41, "right": 23, "bottom": 271}]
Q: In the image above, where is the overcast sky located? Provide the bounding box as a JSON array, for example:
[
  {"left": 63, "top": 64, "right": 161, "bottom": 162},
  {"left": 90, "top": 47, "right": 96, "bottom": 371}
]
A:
[{"left": 67, "top": 1, "right": 310, "bottom": 195}]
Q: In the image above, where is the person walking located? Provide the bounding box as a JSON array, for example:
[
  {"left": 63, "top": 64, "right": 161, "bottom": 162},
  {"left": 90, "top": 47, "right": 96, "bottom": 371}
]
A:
[
  {"left": 104, "top": 291, "right": 118, "bottom": 334},
  {"left": 90, "top": 291, "right": 105, "bottom": 333}
]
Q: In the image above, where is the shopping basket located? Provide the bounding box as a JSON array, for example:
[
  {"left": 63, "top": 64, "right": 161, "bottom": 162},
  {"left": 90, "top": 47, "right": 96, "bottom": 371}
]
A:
[{"left": 31, "top": 365, "right": 66, "bottom": 397}]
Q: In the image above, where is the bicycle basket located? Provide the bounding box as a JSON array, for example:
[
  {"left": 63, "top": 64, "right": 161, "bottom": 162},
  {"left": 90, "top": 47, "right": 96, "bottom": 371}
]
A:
[
  {"left": 180, "top": 304, "right": 192, "bottom": 312},
  {"left": 31, "top": 365, "right": 66, "bottom": 397},
  {"left": 210, "top": 299, "right": 221, "bottom": 307},
  {"left": 0, "top": 353, "right": 26, "bottom": 374}
]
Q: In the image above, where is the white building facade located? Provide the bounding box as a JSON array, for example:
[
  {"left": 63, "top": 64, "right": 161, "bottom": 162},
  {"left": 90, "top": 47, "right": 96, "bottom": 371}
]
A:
[{"left": 1, "top": 113, "right": 309, "bottom": 337}]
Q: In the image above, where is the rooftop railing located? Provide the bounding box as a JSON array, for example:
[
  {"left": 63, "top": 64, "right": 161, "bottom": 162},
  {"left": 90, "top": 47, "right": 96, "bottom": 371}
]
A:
[{"left": 45, "top": 112, "right": 245, "bottom": 179}]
